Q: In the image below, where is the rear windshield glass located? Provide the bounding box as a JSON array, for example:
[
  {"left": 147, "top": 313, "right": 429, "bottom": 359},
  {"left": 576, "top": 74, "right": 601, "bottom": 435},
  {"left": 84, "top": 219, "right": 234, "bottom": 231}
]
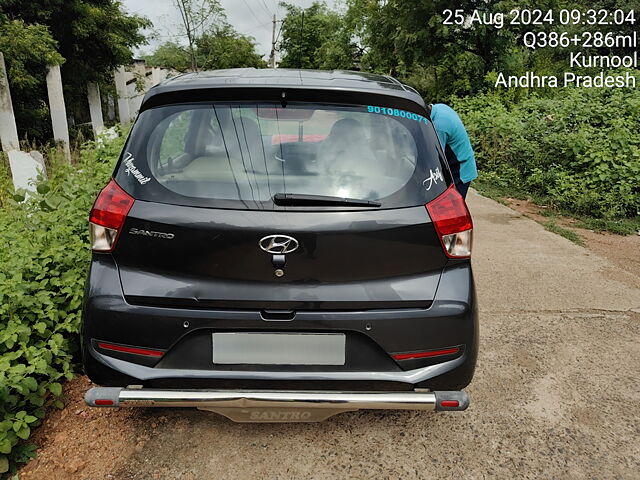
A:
[{"left": 116, "top": 102, "right": 448, "bottom": 209}]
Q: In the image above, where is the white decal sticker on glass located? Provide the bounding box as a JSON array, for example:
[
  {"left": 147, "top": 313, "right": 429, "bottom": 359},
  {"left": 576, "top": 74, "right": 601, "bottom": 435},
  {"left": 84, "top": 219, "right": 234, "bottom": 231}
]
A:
[
  {"left": 423, "top": 168, "right": 444, "bottom": 191},
  {"left": 123, "top": 152, "right": 151, "bottom": 185}
]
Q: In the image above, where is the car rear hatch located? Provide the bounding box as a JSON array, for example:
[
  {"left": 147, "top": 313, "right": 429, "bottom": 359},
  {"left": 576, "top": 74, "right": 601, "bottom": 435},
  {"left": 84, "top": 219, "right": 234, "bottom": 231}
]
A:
[
  {"left": 115, "top": 202, "right": 446, "bottom": 309},
  {"left": 93, "top": 96, "right": 456, "bottom": 311}
]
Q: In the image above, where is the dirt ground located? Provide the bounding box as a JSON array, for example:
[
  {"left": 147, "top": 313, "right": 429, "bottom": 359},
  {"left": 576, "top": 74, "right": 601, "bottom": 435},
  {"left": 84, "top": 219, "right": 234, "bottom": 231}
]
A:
[
  {"left": 18, "top": 191, "right": 640, "bottom": 480},
  {"left": 503, "top": 197, "right": 640, "bottom": 290}
]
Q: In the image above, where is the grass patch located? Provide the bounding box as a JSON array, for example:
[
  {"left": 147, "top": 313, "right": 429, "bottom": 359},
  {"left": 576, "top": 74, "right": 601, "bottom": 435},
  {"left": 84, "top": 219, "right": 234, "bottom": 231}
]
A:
[
  {"left": 542, "top": 220, "right": 585, "bottom": 246},
  {"left": 573, "top": 216, "right": 640, "bottom": 236},
  {"left": 474, "top": 176, "right": 639, "bottom": 236},
  {"left": 472, "top": 176, "right": 525, "bottom": 205},
  {"left": 538, "top": 208, "right": 556, "bottom": 218}
]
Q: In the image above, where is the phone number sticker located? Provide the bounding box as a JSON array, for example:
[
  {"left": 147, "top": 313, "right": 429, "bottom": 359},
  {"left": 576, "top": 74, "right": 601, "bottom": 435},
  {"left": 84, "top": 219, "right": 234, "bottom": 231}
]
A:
[{"left": 367, "top": 105, "right": 429, "bottom": 124}]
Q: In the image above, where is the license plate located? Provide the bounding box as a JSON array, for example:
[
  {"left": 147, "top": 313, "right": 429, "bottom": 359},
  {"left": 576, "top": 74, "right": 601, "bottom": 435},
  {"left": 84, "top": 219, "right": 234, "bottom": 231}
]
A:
[{"left": 212, "top": 332, "right": 346, "bottom": 365}]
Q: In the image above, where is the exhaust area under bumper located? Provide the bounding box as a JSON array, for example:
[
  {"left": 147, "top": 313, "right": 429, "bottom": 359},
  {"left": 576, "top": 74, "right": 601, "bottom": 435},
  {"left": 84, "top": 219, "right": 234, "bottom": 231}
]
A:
[{"left": 85, "top": 387, "right": 469, "bottom": 422}]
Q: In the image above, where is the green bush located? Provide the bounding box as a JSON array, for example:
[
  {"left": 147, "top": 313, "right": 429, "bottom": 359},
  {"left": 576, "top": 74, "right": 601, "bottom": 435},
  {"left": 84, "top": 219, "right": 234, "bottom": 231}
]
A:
[
  {"left": 454, "top": 73, "right": 640, "bottom": 220},
  {"left": 0, "top": 155, "right": 13, "bottom": 210},
  {"left": 0, "top": 132, "right": 123, "bottom": 474}
]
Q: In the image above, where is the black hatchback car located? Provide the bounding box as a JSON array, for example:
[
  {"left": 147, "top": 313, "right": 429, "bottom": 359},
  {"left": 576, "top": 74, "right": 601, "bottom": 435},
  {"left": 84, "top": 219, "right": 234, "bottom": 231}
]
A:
[{"left": 83, "top": 69, "right": 477, "bottom": 422}]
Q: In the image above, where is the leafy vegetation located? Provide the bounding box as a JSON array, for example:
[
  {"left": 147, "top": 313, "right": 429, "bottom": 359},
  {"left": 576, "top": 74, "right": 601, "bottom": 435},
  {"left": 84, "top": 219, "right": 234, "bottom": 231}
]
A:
[
  {"left": 145, "top": 25, "right": 266, "bottom": 72},
  {"left": 573, "top": 217, "right": 640, "bottom": 236},
  {"left": 337, "top": 0, "right": 516, "bottom": 98},
  {"left": 278, "top": 2, "right": 360, "bottom": 70},
  {"left": 0, "top": 20, "right": 64, "bottom": 141},
  {"left": 271, "top": 0, "right": 634, "bottom": 91},
  {"left": 0, "top": 155, "right": 13, "bottom": 210},
  {"left": 455, "top": 81, "right": 640, "bottom": 221},
  {"left": 0, "top": 132, "right": 124, "bottom": 475}
]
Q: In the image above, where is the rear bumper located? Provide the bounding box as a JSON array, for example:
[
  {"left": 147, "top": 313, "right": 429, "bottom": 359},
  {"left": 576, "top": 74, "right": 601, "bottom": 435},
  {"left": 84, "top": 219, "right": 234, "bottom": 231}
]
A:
[
  {"left": 85, "top": 387, "right": 469, "bottom": 420},
  {"left": 82, "top": 257, "right": 478, "bottom": 390},
  {"left": 82, "top": 256, "right": 478, "bottom": 382},
  {"left": 87, "top": 344, "right": 467, "bottom": 383}
]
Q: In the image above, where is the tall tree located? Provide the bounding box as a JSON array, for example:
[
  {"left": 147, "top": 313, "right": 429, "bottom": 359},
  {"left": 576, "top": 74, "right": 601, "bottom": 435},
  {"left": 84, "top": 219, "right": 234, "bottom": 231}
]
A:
[
  {"left": 195, "top": 25, "right": 266, "bottom": 70},
  {"left": 1, "top": 1, "right": 149, "bottom": 86},
  {"left": 0, "top": 0, "right": 150, "bottom": 141},
  {"left": 174, "top": 0, "right": 226, "bottom": 71},
  {"left": 0, "top": 19, "right": 64, "bottom": 140},
  {"left": 144, "top": 42, "right": 192, "bottom": 72},
  {"left": 145, "top": 25, "right": 266, "bottom": 72},
  {"left": 345, "top": 0, "right": 515, "bottom": 98},
  {"left": 279, "top": 1, "right": 359, "bottom": 70}
]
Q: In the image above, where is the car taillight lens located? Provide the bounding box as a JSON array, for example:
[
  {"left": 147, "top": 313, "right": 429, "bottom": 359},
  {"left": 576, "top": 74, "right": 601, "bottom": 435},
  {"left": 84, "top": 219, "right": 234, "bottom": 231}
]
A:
[
  {"left": 426, "top": 184, "right": 473, "bottom": 258},
  {"left": 89, "top": 179, "right": 134, "bottom": 252}
]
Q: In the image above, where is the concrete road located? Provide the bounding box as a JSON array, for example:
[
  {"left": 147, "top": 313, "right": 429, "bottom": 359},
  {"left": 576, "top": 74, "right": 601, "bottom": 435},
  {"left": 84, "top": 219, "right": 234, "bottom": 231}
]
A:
[{"left": 23, "top": 191, "right": 640, "bottom": 479}]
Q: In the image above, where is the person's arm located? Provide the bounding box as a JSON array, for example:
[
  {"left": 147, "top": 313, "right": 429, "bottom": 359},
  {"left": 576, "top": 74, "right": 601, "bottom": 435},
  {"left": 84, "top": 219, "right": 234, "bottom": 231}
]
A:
[
  {"left": 450, "top": 121, "right": 477, "bottom": 184},
  {"left": 430, "top": 105, "right": 449, "bottom": 148}
]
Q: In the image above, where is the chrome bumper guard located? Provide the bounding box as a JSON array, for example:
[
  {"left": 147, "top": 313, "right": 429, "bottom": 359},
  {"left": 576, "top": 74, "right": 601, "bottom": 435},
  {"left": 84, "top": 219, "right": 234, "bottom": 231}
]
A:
[{"left": 85, "top": 387, "right": 469, "bottom": 422}]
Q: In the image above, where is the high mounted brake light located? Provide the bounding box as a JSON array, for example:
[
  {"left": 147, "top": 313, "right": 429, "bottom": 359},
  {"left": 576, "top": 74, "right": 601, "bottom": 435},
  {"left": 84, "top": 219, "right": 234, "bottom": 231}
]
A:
[
  {"left": 89, "top": 179, "right": 134, "bottom": 252},
  {"left": 426, "top": 184, "right": 473, "bottom": 258}
]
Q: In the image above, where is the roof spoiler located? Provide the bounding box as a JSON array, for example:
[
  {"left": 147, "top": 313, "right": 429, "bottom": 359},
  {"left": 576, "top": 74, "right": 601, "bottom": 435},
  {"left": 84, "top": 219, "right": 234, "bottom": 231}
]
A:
[{"left": 139, "top": 86, "right": 429, "bottom": 117}]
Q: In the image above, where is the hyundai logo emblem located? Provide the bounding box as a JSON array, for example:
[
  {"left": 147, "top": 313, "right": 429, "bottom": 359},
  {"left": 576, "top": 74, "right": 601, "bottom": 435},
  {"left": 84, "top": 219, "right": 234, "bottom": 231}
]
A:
[{"left": 259, "top": 235, "right": 299, "bottom": 254}]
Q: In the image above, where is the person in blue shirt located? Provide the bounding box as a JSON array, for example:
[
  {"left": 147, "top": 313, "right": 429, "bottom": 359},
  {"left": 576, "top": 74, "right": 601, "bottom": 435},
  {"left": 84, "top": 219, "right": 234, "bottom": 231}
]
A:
[{"left": 430, "top": 104, "right": 478, "bottom": 199}]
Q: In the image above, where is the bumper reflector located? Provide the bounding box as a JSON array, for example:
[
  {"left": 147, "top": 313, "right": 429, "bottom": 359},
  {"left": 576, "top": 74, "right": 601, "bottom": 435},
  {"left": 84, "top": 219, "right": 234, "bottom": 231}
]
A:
[
  {"left": 392, "top": 347, "right": 460, "bottom": 361},
  {"left": 97, "top": 342, "right": 164, "bottom": 357}
]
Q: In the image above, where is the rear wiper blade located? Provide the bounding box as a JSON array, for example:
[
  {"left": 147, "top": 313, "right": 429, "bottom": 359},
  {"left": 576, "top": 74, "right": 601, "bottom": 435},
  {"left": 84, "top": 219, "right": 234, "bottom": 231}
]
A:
[{"left": 273, "top": 193, "right": 381, "bottom": 207}]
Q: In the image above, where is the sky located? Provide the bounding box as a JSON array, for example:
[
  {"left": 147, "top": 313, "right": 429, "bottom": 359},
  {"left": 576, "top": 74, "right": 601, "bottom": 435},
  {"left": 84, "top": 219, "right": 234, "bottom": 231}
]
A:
[{"left": 122, "top": 0, "right": 340, "bottom": 59}]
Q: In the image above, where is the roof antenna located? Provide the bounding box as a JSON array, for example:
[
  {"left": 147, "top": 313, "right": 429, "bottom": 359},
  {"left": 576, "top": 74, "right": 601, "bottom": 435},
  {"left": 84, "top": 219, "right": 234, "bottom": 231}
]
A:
[{"left": 281, "top": 91, "right": 287, "bottom": 108}]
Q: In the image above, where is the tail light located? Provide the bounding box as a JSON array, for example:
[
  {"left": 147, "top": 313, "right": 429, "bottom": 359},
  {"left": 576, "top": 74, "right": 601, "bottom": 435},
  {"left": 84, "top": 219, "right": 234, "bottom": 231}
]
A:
[
  {"left": 89, "top": 179, "right": 134, "bottom": 252},
  {"left": 426, "top": 184, "right": 473, "bottom": 258}
]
